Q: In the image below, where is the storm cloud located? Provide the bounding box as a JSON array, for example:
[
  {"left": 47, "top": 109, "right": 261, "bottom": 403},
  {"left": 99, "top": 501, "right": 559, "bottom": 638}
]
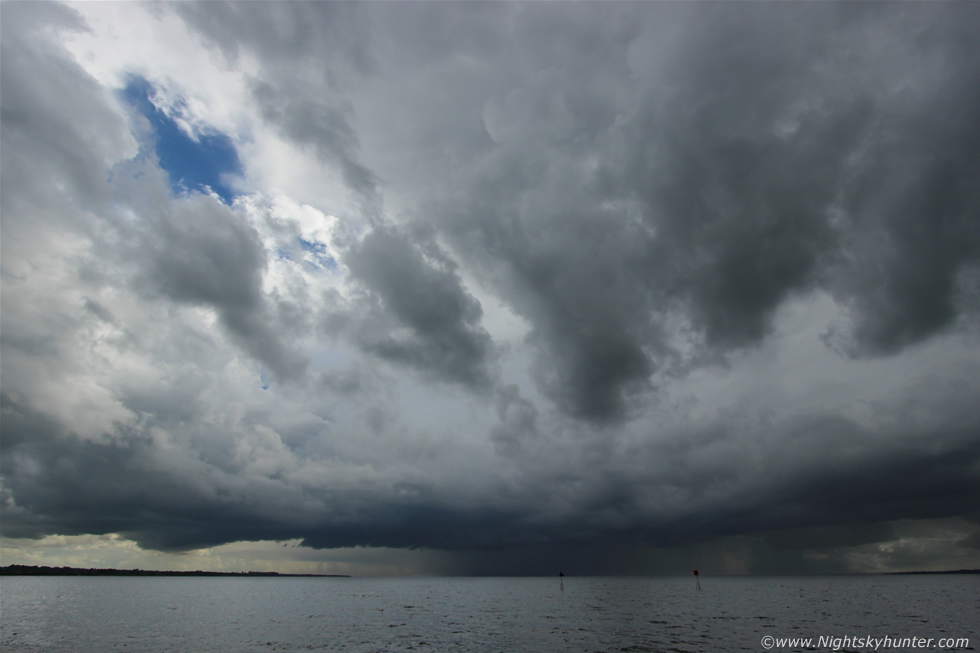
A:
[{"left": 2, "top": 1, "right": 979, "bottom": 574}]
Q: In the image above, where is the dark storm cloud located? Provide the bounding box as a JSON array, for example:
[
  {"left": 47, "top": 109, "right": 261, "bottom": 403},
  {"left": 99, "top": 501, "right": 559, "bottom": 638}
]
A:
[
  {"left": 1, "top": 389, "right": 513, "bottom": 552},
  {"left": 343, "top": 227, "right": 494, "bottom": 389},
  {"left": 176, "top": 1, "right": 980, "bottom": 421},
  {"left": 680, "top": 421, "right": 980, "bottom": 547},
  {"left": 0, "top": 1, "right": 126, "bottom": 221},
  {"left": 251, "top": 78, "right": 380, "bottom": 207},
  {"left": 6, "top": 382, "right": 977, "bottom": 560},
  {"left": 134, "top": 190, "right": 305, "bottom": 381},
  {"left": 0, "top": 393, "right": 289, "bottom": 548},
  {"left": 3, "top": 1, "right": 980, "bottom": 574},
  {"left": 173, "top": 1, "right": 373, "bottom": 73},
  {"left": 412, "top": 2, "right": 980, "bottom": 419},
  {"left": 489, "top": 384, "right": 539, "bottom": 458},
  {"left": 960, "top": 530, "right": 980, "bottom": 551},
  {"left": 650, "top": 4, "right": 980, "bottom": 357},
  {"left": 761, "top": 522, "right": 900, "bottom": 553}
]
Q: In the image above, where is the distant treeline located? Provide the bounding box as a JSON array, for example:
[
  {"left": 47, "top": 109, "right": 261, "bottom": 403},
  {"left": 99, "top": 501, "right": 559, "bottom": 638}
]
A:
[
  {"left": 888, "top": 569, "right": 979, "bottom": 575},
  {"left": 0, "top": 565, "right": 349, "bottom": 577}
]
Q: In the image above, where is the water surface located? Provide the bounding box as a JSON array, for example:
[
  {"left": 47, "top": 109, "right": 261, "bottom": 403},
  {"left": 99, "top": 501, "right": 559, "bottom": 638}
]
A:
[{"left": 2, "top": 575, "right": 976, "bottom": 651}]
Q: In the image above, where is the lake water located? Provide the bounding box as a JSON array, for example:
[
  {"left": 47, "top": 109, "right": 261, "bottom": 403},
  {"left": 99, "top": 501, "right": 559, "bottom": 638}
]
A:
[{"left": 1, "top": 575, "right": 976, "bottom": 652}]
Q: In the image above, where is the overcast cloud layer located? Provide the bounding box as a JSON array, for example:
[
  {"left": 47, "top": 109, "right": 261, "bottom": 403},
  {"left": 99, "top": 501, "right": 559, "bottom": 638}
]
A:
[{"left": 2, "top": 1, "right": 980, "bottom": 575}]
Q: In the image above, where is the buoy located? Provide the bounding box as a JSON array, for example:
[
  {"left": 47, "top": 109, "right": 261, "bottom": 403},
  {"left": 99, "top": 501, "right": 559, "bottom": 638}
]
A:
[
  {"left": 559, "top": 571, "right": 564, "bottom": 591},
  {"left": 693, "top": 569, "right": 701, "bottom": 591}
]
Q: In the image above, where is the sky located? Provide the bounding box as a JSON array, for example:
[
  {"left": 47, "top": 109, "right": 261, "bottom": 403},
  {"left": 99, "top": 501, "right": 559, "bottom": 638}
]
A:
[{"left": 1, "top": 1, "right": 979, "bottom": 577}]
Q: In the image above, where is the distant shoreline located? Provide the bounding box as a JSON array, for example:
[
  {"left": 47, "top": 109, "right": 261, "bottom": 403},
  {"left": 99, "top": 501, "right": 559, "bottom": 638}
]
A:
[
  {"left": 0, "top": 565, "right": 350, "bottom": 577},
  {"left": 2, "top": 565, "right": 977, "bottom": 577},
  {"left": 886, "top": 569, "right": 979, "bottom": 575}
]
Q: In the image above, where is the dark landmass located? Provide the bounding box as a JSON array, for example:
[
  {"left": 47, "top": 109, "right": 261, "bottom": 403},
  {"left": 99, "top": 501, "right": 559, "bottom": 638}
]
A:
[
  {"left": 0, "top": 565, "right": 350, "bottom": 577},
  {"left": 886, "top": 569, "right": 979, "bottom": 575}
]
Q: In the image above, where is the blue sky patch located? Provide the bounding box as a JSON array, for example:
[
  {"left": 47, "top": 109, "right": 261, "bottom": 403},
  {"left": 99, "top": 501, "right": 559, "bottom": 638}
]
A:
[
  {"left": 123, "top": 76, "right": 243, "bottom": 204},
  {"left": 299, "top": 237, "right": 338, "bottom": 271}
]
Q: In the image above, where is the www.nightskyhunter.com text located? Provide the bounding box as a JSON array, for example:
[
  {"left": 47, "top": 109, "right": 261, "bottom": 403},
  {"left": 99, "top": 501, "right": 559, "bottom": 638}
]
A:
[{"left": 761, "top": 635, "right": 970, "bottom": 650}]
